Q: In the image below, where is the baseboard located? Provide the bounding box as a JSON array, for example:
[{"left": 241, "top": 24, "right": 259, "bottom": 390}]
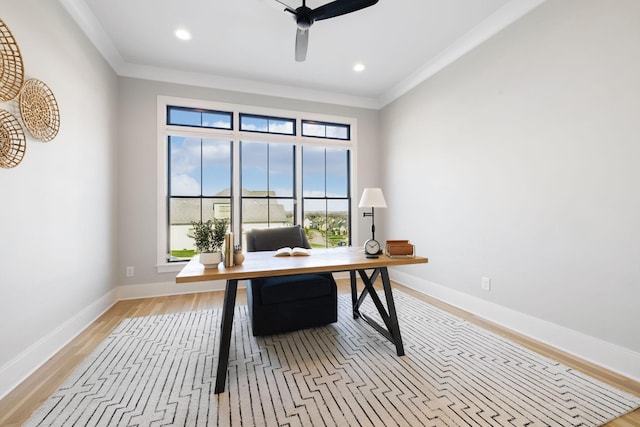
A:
[
  {"left": 390, "top": 268, "right": 640, "bottom": 383},
  {"left": 117, "top": 279, "right": 231, "bottom": 300},
  {"left": 0, "top": 289, "right": 118, "bottom": 400}
]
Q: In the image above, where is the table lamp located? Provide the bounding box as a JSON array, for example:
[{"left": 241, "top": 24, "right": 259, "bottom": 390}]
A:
[{"left": 358, "top": 188, "right": 387, "bottom": 257}]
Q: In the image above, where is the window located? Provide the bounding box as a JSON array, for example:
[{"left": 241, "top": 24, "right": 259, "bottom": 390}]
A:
[
  {"left": 158, "top": 97, "right": 357, "bottom": 270},
  {"left": 168, "top": 106, "right": 232, "bottom": 129},
  {"left": 241, "top": 141, "right": 295, "bottom": 234},
  {"left": 240, "top": 114, "right": 295, "bottom": 135},
  {"left": 302, "top": 120, "right": 350, "bottom": 140},
  {"left": 302, "top": 146, "right": 350, "bottom": 247},
  {"left": 167, "top": 136, "right": 232, "bottom": 261}
]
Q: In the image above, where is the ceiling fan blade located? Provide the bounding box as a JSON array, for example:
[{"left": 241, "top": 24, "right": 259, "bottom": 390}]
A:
[
  {"left": 311, "top": 0, "right": 378, "bottom": 21},
  {"left": 295, "top": 28, "right": 309, "bottom": 62}
]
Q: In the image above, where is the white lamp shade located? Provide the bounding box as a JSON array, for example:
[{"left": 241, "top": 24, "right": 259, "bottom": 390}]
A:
[{"left": 358, "top": 188, "right": 387, "bottom": 208}]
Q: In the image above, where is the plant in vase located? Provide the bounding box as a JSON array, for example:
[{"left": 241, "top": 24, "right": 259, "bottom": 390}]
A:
[
  {"left": 211, "top": 217, "right": 229, "bottom": 255},
  {"left": 189, "top": 218, "right": 230, "bottom": 268}
]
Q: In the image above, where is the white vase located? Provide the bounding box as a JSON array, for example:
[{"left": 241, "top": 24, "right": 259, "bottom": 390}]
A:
[{"left": 199, "top": 252, "right": 222, "bottom": 268}]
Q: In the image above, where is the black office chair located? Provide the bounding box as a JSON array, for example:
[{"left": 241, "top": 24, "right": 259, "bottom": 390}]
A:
[{"left": 245, "top": 225, "right": 338, "bottom": 336}]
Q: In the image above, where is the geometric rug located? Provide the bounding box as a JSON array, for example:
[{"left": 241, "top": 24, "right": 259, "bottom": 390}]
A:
[{"left": 25, "top": 290, "right": 640, "bottom": 426}]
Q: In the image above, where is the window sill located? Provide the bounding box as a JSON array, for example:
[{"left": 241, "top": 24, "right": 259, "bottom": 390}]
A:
[{"left": 156, "top": 261, "right": 188, "bottom": 274}]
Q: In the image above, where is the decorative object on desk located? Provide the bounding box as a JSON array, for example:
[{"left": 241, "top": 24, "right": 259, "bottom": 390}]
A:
[
  {"left": 211, "top": 217, "right": 229, "bottom": 252},
  {"left": 359, "top": 187, "right": 387, "bottom": 258},
  {"left": 233, "top": 245, "right": 244, "bottom": 265},
  {"left": 189, "top": 217, "right": 230, "bottom": 268},
  {"left": 364, "top": 239, "right": 381, "bottom": 258},
  {"left": 274, "top": 246, "right": 310, "bottom": 257},
  {"left": 223, "top": 232, "right": 234, "bottom": 268},
  {"left": 0, "top": 109, "right": 26, "bottom": 168},
  {"left": 19, "top": 78, "right": 60, "bottom": 142},
  {"left": 385, "top": 239, "right": 415, "bottom": 258},
  {"left": 0, "top": 19, "right": 24, "bottom": 102}
]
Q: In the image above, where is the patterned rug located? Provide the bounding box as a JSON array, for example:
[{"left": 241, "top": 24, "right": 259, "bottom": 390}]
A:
[{"left": 26, "top": 290, "right": 640, "bottom": 426}]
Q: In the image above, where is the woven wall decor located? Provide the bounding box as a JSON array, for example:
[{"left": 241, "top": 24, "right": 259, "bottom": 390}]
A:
[
  {"left": 0, "top": 19, "right": 25, "bottom": 102},
  {"left": 19, "top": 78, "right": 60, "bottom": 142},
  {"left": 0, "top": 109, "right": 27, "bottom": 168}
]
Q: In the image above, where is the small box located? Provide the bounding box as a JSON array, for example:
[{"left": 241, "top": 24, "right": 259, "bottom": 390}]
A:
[{"left": 385, "top": 240, "right": 415, "bottom": 258}]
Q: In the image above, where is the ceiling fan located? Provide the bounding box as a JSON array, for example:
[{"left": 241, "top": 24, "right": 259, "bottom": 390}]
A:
[{"left": 275, "top": 0, "right": 379, "bottom": 62}]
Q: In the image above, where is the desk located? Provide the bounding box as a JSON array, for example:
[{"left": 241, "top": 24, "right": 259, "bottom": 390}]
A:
[{"left": 177, "top": 246, "right": 428, "bottom": 393}]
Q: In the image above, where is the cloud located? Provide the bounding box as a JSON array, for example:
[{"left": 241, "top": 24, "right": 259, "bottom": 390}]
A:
[{"left": 171, "top": 173, "right": 200, "bottom": 195}]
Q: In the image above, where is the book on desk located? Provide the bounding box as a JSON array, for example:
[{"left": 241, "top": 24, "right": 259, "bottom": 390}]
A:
[{"left": 274, "top": 246, "right": 310, "bottom": 257}]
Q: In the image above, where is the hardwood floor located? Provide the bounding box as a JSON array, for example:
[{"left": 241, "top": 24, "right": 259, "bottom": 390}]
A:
[{"left": 1, "top": 280, "right": 638, "bottom": 426}]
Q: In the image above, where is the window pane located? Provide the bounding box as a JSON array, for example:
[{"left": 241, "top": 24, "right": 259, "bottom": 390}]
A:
[
  {"left": 168, "top": 106, "right": 231, "bottom": 129},
  {"left": 169, "top": 135, "right": 201, "bottom": 196},
  {"left": 302, "top": 120, "right": 350, "bottom": 140},
  {"left": 202, "top": 112, "right": 232, "bottom": 129},
  {"left": 271, "top": 199, "right": 294, "bottom": 226},
  {"left": 202, "top": 139, "right": 232, "bottom": 196},
  {"left": 169, "top": 198, "right": 200, "bottom": 259},
  {"left": 302, "top": 145, "right": 326, "bottom": 197},
  {"left": 240, "top": 199, "right": 293, "bottom": 248},
  {"left": 302, "top": 122, "right": 325, "bottom": 137},
  {"left": 240, "top": 114, "right": 295, "bottom": 135},
  {"left": 268, "top": 118, "right": 294, "bottom": 134},
  {"left": 303, "top": 199, "right": 327, "bottom": 248},
  {"left": 169, "top": 197, "right": 230, "bottom": 259},
  {"left": 168, "top": 108, "right": 201, "bottom": 127},
  {"left": 243, "top": 198, "right": 293, "bottom": 231},
  {"left": 326, "top": 147, "right": 348, "bottom": 197},
  {"left": 204, "top": 198, "right": 232, "bottom": 222},
  {"left": 269, "top": 143, "right": 294, "bottom": 197},
  {"left": 240, "top": 115, "right": 268, "bottom": 132},
  {"left": 242, "top": 198, "right": 268, "bottom": 229},
  {"left": 241, "top": 141, "right": 268, "bottom": 195},
  {"left": 326, "top": 124, "right": 349, "bottom": 139},
  {"left": 327, "top": 199, "right": 349, "bottom": 247}
]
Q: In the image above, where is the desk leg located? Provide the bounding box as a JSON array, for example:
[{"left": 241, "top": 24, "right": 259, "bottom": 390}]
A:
[
  {"left": 380, "top": 267, "right": 404, "bottom": 356},
  {"left": 214, "top": 279, "right": 238, "bottom": 394},
  {"left": 354, "top": 267, "right": 404, "bottom": 357},
  {"left": 349, "top": 271, "right": 358, "bottom": 319}
]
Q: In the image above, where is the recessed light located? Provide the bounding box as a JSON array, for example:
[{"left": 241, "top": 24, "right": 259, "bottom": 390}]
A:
[
  {"left": 353, "top": 63, "right": 366, "bottom": 72},
  {"left": 175, "top": 28, "right": 192, "bottom": 41}
]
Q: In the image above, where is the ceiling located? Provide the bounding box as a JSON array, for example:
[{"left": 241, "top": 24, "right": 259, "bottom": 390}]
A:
[{"left": 60, "top": 0, "right": 544, "bottom": 109}]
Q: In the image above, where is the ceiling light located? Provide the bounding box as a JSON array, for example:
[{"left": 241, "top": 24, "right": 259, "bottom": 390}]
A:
[
  {"left": 175, "top": 28, "right": 192, "bottom": 41},
  {"left": 353, "top": 63, "right": 366, "bottom": 72}
]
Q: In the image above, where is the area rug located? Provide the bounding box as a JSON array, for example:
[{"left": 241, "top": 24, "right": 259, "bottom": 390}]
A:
[{"left": 26, "top": 290, "right": 640, "bottom": 426}]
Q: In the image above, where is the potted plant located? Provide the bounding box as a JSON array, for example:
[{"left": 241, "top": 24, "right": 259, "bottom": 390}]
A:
[
  {"left": 190, "top": 218, "right": 229, "bottom": 268},
  {"left": 211, "top": 217, "right": 229, "bottom": 253}
]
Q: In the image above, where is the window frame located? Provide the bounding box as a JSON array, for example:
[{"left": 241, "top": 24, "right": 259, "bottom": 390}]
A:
[
  {"left": 301, "top": 119, "right": 351, "bottom": 140},
  {"left": 156, "top": 96, "right": 358, "bottom": 272}
]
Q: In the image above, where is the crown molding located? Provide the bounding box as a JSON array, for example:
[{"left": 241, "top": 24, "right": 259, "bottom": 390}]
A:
[
  {"left": 378, "top": 0, "right": 546, "bottom": 108},
  {"left": 59, "top": 0, "right": 124, "bottom": 71},
  {"left": 119, "top": 62, "right": 381, "bottom": 109},
  {"left": 59, "top": 0, "right": 545, "bottom": 110}
]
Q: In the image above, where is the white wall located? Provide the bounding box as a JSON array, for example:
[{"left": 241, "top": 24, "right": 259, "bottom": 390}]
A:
[
  {"left": 382, "top": 0, "right": 640, "bottom": 377},
  {"left": 116, "top": 77, "right": 381, "bottom": 289},
  {"left": 0, "top": 0, "right": 119, "bottom": 397}
]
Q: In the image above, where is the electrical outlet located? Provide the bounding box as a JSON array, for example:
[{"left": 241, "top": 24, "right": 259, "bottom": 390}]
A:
[
  {"left": 126, "top": 266, "right": 134, "bottom": 277},
  {"left": 481, "top": 277, "right": 491, "bottom": 291}
]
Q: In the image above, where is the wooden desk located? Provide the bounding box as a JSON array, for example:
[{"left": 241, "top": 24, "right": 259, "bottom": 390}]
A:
[{"left": 177, "top": 246, "right": 428, "bottom": 393}]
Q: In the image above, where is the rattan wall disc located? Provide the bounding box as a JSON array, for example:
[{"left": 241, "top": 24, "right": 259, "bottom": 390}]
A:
[
  {"left": 19, "top": 78, "right": 60, "bottom": 142},
  {"left": 0, "top": 109, "right": 27, "bottom": 168},
  {"left": 0, "top": 19, "right": 25, "bottom": 102}
]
